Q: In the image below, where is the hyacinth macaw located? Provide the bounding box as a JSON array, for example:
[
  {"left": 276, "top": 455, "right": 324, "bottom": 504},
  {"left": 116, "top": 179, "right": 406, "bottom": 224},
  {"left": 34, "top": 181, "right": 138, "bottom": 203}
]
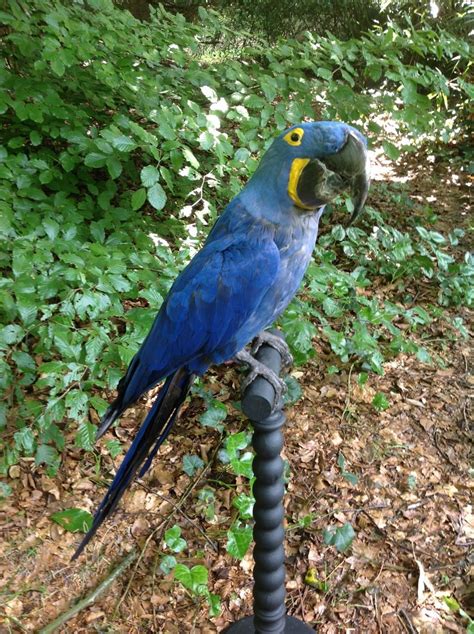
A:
[{"left": 73, "top": 121, "right": 369, "bottom": 558}]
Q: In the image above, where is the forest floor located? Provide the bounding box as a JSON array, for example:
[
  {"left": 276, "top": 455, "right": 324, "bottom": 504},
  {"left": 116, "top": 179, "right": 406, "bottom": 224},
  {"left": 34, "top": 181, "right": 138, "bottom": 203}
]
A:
[{"left": 1, "top": 151, "right": 472, "bottom": 633}]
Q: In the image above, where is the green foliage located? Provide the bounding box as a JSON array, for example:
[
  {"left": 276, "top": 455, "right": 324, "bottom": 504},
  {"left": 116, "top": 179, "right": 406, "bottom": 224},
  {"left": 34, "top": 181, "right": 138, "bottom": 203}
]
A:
[
  {"left": 49, "top": 508, "right": 93, "bottom": 532},
  {"left": 281, "top": 199, "right": 471, "bottom": 369},
  {"left": 174, "top": 563, "right": 221, "bottom": 616},
  {"left": 0, "top": 1, "right": 470, "bottom": 485},
  {"left": 0, "top": 481, "right": 13, "bottom": 499},
  {"left": 444, "top": 596, "right": 474, "bottom": 631},
  {"left": 323, "top": 522, "right": 356, "bottom": 552},
  {"left": 337, "top": 452, "right": 359, "bottom": 485},
  {"left": 372, "top": 392, "right": 391, "bottom": 411},
  {"left": 196, "top": 487, "right": 217, "bottom": 522},
  {"left": 159, "top": 554, "right": 177, "bottom": 575},
  {"left": 164, "top": 524, "right": 187, "bottom": 553},
  {"left": 226, "top": 523, "right": 253, "bottom": 559},
  {"left": 221, "top": 0, "right": 381, "bottom": 41},
  {"left": 183, "top": 454, "right": 205, "bottom": 476}
]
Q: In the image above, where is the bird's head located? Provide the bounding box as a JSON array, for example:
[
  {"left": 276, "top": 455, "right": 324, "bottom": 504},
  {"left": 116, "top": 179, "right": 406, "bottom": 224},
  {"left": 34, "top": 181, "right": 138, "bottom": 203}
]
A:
[{"left": 254, "top": 121, "right": 370, "bottom": 224}]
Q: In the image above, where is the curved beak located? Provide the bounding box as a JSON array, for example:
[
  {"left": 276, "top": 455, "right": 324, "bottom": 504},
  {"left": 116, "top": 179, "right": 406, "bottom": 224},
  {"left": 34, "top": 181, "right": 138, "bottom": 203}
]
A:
[
  {"left": 323, "top": 131, "right": 370, "bottom": 224},
  {"left": 295, "top": 130, "right": 370, "bottom": 223}
]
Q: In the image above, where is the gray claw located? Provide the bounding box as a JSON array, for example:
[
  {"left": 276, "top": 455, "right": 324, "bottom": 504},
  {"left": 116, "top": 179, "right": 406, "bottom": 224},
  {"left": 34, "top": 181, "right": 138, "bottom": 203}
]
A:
[
  {"left": 251, "top": 331, "right": 294, "bottom": 369},
  {"left": 235, "top": 349, "right": 287, "bottom": 411}
]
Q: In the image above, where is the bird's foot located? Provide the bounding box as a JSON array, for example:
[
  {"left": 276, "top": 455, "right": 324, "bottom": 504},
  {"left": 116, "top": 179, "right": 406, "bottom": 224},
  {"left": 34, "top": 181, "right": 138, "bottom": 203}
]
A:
[
  {"left": 235, "top": 349, "right": 286, "bottom": 411},
  {"left": 251, "top": 330, "right": 294, "bottom": 369}
]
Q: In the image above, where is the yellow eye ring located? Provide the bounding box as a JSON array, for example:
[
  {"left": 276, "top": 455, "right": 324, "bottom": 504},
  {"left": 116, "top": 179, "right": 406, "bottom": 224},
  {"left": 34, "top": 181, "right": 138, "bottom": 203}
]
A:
[{"left": 283, "top": 127, "right": 304, "bottom": 146}]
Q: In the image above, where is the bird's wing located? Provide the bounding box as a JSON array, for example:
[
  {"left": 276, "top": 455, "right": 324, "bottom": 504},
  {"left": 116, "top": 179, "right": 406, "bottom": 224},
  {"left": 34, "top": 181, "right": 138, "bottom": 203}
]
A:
[{"left": 119, "top": 232, "right": 281, "bottom": 407}]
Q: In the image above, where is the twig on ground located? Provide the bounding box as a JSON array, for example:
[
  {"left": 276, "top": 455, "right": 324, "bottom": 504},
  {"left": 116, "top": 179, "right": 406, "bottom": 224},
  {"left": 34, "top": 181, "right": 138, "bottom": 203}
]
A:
[
  {"left": 114, "top": 435, "right": 224, "bottom": 616},
  {"left": 398, "top": 608, "right": 419, "bottom": 633},
  {"left": 340, "top": 363, "right": 355, "bottom": 421},
  {"left": 137, "top": 481, "right": 218, "bottom": 552},
  {"left": 38, "top": 550, "right": 137, "bottom": 634}
]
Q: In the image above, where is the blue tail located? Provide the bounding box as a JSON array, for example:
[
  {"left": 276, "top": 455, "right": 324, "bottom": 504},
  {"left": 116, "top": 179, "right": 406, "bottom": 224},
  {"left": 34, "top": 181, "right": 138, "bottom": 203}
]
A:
[{"left": 72, "top": 368, "right": 194, "bottom": 560}]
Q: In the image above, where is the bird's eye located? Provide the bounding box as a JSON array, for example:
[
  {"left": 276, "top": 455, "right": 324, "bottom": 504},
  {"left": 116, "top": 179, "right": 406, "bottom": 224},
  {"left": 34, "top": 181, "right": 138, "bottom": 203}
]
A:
[{"left": 283, "top": 127, "right": 304, "bottom": 147}]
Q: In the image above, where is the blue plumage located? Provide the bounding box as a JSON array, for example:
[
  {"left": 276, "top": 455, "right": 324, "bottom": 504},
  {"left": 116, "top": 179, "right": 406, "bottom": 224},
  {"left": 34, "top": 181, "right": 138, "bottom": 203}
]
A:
[{"left": 73, "top": 121, "right": 369, "bottom": 558}]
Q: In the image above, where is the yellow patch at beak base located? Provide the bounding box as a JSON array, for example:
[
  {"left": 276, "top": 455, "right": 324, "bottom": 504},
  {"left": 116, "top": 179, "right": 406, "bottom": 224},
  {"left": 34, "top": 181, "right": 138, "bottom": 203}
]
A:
[{"left": 288, "top": 158, "right": 315, "bottom": 210}]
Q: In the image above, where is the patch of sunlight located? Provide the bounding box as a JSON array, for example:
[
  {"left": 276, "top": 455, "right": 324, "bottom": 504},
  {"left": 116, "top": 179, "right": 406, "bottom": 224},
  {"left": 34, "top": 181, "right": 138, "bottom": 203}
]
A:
[{"left": 148, "top": 233, "right": 169, "bottom": 247}]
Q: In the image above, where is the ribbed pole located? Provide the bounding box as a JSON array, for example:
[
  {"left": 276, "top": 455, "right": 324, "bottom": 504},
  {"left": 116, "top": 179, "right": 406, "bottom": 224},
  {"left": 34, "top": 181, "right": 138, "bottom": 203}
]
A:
[
  {"left": 251, "top": 410, "right": 286, "bottom": 632},
  {"left": 223, "top": 331, "right": 314, "bottom": 633}
]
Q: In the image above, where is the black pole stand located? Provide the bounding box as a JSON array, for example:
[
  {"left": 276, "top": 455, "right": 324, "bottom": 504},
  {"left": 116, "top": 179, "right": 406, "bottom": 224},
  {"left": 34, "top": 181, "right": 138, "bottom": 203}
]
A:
[{"left": 224, "top": 332, "right": 314, "bottom": 633}]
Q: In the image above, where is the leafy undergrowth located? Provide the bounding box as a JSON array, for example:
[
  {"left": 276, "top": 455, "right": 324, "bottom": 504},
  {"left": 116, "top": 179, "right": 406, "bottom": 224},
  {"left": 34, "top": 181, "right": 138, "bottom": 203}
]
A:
[
  {"left": 1, "top": 0, "right": 472, "bottom": 476},
  {"left": 0, "top": 156, "right": 472, "bottom": 632}
]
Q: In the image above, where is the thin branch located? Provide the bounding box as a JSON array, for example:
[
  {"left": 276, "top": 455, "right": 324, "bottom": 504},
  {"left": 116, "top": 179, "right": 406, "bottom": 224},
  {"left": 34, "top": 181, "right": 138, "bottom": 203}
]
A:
[
  {"left": 38, "top": 550, "right": 137, "bottom": 634},
  {"left": 114, "top": 435, "right": 224, "bottom": 614}
]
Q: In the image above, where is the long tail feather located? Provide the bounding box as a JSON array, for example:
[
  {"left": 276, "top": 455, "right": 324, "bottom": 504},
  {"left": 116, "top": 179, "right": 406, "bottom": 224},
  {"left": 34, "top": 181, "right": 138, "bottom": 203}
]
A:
[
  {"left": 95, "top": 355, "right": 142, "bottom": 440},
  {"left": 72, "top": 368, "right": 194, "bottom": 560}
]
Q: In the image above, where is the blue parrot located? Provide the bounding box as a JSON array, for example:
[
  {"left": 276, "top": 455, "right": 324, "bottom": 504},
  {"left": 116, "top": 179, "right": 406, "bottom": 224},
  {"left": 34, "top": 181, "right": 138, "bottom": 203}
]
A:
[{"left": 73, "top": 121, "right": 369, "bottom": 558}]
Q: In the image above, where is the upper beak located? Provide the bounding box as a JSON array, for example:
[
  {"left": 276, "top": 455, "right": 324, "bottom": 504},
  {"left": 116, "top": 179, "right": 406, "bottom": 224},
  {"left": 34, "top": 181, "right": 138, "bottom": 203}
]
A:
[
  {"left": 323, "top": 131, "right": 370, "bottom": 224},
  {"left": 295, "top": 130, "right": 370, "bottom": 223}
]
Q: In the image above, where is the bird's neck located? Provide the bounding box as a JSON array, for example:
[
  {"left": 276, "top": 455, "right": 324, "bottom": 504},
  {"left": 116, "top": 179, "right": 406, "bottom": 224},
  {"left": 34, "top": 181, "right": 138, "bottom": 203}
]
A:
[{"left": 238, "top": 154, "right": 297, "bottom": 225}]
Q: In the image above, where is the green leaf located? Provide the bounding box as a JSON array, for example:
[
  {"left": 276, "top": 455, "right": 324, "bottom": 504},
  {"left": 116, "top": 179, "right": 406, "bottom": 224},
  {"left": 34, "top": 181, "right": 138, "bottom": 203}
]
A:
[
  {"left": 43, "top": 218, "right": 60, "bottom": 240},
  {"left": 0, "top": 481, "right": 13, "bottom": 499},
  {"left": 147, "top": 183, "right": 167, "bottom": 210},
  {"left": 201, "top": 85, "right": 218, "bottom": 102},
  {"left": 207, "top": 593, "right": 221, "bottom": 617},
  {"left": 342, "top": 471, "right": 359, "bottom": 485},
  {"left": 331, "top": 225, "right": 345, "bottom": 241},
  {"left": 12, "top": 350, "right": 36, "bottom": 371},
  {"left": 232, "top": 492, "right": 254, "bottom": 520},
  {"left": 160, "top": 555, "right": 177, "bottom": 574},
  {"left": 131, "top": 188, "right": 147, "bottom": 211},
  {"left": 226, "top": 431, "right": 250, "bottom": 459},
  {"left": 317, "top": 67, "right": 333, "bottom": 80},
  {"left": 174, "top": 563, "right": 208, "bottom": 594},
  {"left": 416, "top": 347, "right": 432, "bottom": 364},
  {"left": 226, "top": 524, "right": 253, "bottom": 560},
  {"left": 164, "top": 525, "right": 187, "bottom": 553},
  {"left": 199, "top": 401, "right": 227, "bottom": 430},
  {"left": 105, "top": 439, "right": 122, "bottom": 459},
  {"left": 66, "top": 390, "right": 89, "bottom": 418},
  {"left": 182, "top": 146, "right": 200, "bottom": 169},
  {"left": 50, "top": 57, "right": 65, "bottom": 77},
  {"left": 372, "top": 392, "right": 390, "bottom": 411},
  {"left": 140, "top": 165, "right": 160, "bottom": 187},
  {"left": 84, "top": 152, "right": 107, "bottom": 168},
  {"left": 337, "top": 452, "right": 346, "bottom": 470},
  {"left": 283, "top": 374, "right": 302, "bottom": 406},
  {"left": 358, "top": 372, "right": 369, "bottom": 386},
  {"left": 35, "top": 444, "right": 59, "bottom": 467},
  {"left": 14, "top": 427, "right": 36, "bottom": 454},
  {"left": 382, "top": 140, "right": 401, "bottom": 160},
  {"left": 0, "top": 324, "right": 25, "bottom": 348},
  {"left": 323, "top": 522, "right": 355, "bottom": 552},
  {"left": 75, "top": 421, "right": 96, "bottom": 451},
  {"left": 106, "top": 156, "right": 122, "bottom": 179},
  {"left": 199, "top": 130, "right": 215, "bottom": 151},
  {"left": 30, "top": 130, "right": 42, "bottom": 146},
  {"left": 50, "top": 508, "right": 93, "bottom": 533},
  {"left": 444, "top": 596, "right": 460, "bottom": 612},
  {"left": 111, "top": 135, "right": 136, "bottom": 152},
  {"left": 183, "top": 454, "right": 204, "bottom": 476}
]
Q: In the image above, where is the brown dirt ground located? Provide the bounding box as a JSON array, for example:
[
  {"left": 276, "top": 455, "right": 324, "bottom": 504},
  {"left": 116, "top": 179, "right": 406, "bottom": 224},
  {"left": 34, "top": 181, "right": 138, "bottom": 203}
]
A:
[{"left": 1, "top": 152, "right": 472, "bottom": 633}]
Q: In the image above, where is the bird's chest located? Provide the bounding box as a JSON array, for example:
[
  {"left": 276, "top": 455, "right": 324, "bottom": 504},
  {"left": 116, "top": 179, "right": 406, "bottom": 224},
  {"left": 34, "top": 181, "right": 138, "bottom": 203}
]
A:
[
  {"left": 268, "top": 218, "right": 319, "bottom": 313},
  {"left": 277, "top": 220, "right": 317, "bottom": 280}
]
